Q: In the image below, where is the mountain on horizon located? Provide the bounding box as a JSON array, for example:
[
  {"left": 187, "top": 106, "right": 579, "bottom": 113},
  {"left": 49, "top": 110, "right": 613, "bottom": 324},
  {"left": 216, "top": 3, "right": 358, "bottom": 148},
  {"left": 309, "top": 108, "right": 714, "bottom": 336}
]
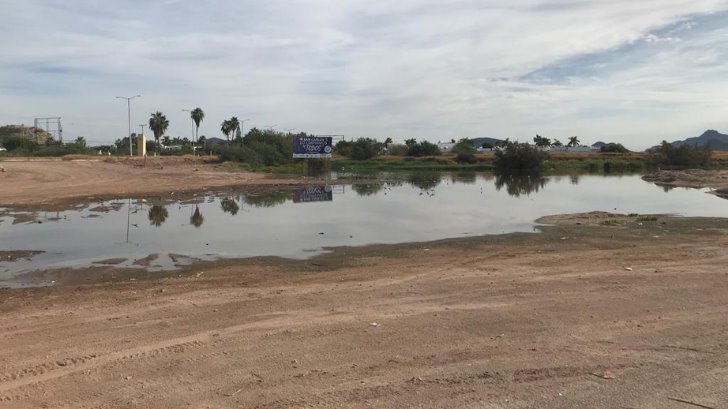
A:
[
  {"left": 205, "top": 137, "right": 227, "bottom": 145},
  {"left": 471, "top": 137, "right": 503, "bottom": 147},
  {"left": 654, "top": 129, "right": 728, "bottom": 151}
]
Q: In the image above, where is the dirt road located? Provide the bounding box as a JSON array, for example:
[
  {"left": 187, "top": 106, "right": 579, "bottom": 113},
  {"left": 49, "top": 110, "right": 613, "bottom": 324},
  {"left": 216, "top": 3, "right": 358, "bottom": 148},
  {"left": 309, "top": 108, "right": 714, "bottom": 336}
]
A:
[{"left": 1, "top": 213, "right": 727, "bottom": 408}]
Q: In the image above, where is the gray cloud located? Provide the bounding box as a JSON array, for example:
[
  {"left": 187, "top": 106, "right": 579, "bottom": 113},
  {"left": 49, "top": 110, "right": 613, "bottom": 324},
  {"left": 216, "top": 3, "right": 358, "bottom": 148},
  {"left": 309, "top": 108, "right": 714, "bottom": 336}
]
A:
[{"left": 2, "top": 0, "right": 728, "bottom": 149}]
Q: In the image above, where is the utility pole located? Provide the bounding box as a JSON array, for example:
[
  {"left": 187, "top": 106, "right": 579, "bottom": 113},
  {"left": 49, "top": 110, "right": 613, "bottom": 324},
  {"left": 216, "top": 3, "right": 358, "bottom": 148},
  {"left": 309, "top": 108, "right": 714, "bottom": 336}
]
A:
[
  {"left": 116, "top": 95, "right": 141, "bottom": 156},
  {"left": 182, "top": 109, "right": 195, "bottom": 155},
  {"left": 240, "top": 118, "right": 250, "bottom": 138}
]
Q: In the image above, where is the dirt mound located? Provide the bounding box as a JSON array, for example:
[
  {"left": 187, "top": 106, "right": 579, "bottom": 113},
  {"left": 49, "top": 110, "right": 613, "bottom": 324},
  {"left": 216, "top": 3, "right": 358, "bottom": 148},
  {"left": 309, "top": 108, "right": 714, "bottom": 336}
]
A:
[{"left": 643, "top": 169, "right": 728, "bottom": 189}]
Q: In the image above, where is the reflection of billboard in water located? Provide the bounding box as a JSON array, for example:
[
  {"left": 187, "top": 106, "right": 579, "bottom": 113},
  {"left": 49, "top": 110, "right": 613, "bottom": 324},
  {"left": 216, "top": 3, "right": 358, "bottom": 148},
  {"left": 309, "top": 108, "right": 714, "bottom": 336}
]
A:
[
  {"left": 293, "top": 186, "right": 333, "bottom": 203},
  {"left": 292, "top": 136, "right": 333, "bottom": 158}
]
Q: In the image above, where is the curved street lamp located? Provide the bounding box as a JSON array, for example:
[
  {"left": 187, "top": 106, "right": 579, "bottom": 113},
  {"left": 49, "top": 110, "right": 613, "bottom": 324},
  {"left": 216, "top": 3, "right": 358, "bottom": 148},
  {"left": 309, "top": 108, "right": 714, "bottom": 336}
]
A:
[{"left": 116, "top": 94, "right": 141, "bottom": 156}]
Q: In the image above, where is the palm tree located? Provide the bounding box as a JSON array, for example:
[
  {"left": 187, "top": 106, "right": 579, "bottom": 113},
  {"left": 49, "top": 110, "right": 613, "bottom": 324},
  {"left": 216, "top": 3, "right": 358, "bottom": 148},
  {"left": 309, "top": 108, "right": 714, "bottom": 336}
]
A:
[
  {"left": 229, "top": 117, "right": 240, "bottom": 145},
  {"left": 567, "top": 136, "right": 580, "bottom": 147},
  {"left": 149, "top": 112, "right": 170, "bottom": 155},
  {"left": 190, "top": 108, "right": 204, "bottom": 148},
  {"left": 220, "top": 117, "right": 240, "bottom": 145},
  {"left": 221, "top": 120, "right": 233, "bottom": 144},
  {"left": 533, "top": 134, "right": 551, "bottom": 147}
]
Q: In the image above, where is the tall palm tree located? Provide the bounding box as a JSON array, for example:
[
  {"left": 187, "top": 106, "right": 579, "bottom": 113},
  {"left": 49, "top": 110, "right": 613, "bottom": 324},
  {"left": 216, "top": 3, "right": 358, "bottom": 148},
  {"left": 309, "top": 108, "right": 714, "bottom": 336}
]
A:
[
  {"left": 229, "top": 117, "right": 240, "bottom": 145},
  {"left": 190, "top": 108, "right": 204, "bottom": 147},
  {"left": 567, "top": 136, "right": 580, "bottom": 147},
  {"left": 220, "top": 117, "right": 240, "bottom": 145},
  {"left": 149, "top": 111, "right": 170, "bottom": 155},
  {"left": 221, "top": 119, "right": 233, "bottom": 144}
]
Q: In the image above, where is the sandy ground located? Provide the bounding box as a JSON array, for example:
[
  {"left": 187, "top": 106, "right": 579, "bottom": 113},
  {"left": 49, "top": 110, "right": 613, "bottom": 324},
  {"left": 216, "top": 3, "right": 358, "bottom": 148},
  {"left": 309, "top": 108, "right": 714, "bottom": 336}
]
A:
[
  {"left": 0, "top": 156, "right": 323, "bottom": 207},
  {"left": 643, "top": 169, "right": 728, "bottom": 191},
  {"left": 1, "top": 160, "right": 727, "bottom": 408},
  {"left": 0, "top": 211, "right": 727, "bottom": 408}
]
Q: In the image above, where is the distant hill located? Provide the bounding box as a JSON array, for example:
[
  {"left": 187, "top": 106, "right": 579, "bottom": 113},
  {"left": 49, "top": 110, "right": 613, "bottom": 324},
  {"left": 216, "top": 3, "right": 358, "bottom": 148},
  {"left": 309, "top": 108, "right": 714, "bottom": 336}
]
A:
[
  {"left": 205, "top": 137, "right": 227, "bottom": 145},
  {"left": 0, "top": 125, "right": 53, "bottom": 144},
  {"left": 654, "top": 130, "right": 728, "bottom": 151},
  {"left": 471, "top": 137, "right": 503, "bottom": 147}
]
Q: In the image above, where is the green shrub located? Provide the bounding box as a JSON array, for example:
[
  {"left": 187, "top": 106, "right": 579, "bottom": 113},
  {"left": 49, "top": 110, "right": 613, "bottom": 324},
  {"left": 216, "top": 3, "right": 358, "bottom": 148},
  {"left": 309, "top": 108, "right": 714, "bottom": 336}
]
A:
[
  {"left": 1, "top": 136, "right": 38, "bottom": 152},
  {"left": 455, "top": 152, "right": 478, "bottom": 164},
  {"left": 494, "top": 141, "right": 549, "bottom": 171},
  {"left": 652, "top": 141, "right": 711, "bottom": 168},
  {"left": 601, "top": 143, "right": 629, "bottom": 153},
  {"left": 404, "top": 139, "right": 441, "bottom": 157},
  {"left": 349, "top": 138, "right": 383, "bottom": 160},
  {"left": 452, "top": 138, "right": 476, "bottom": 155},
  {"left": 386, "top": 144, "right": 408, "bottom": 156},
  {"left": 334, "top": 140, "right": 353, "bottom": 157}
]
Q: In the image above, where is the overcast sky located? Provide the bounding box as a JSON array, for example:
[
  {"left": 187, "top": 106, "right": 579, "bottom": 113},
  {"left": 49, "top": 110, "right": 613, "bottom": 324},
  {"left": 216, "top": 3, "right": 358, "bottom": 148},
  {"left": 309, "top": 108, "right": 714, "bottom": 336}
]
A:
[{"left": 2, "top": 1, "right": 728, "bottom": 150}]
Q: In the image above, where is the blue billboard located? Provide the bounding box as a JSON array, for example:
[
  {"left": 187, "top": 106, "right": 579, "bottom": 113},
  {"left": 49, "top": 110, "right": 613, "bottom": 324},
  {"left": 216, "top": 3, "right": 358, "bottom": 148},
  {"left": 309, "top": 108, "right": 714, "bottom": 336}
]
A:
[{"left": 293, "top": 136, "right": 333, "bottom": 158}]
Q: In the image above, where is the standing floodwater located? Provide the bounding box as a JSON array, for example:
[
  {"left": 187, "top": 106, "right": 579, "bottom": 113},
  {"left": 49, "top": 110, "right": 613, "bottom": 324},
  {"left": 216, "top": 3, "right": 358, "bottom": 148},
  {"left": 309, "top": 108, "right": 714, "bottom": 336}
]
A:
[{"left": 1, "top": 173, "right": 725, "bottom": 285}]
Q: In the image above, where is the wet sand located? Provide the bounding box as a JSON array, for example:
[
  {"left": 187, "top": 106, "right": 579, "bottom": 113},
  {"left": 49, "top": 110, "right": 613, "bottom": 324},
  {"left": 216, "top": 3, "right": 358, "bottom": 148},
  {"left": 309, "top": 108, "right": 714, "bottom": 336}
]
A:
[{"left": 1, "top": 209, "right": 727, "bottom": 408}]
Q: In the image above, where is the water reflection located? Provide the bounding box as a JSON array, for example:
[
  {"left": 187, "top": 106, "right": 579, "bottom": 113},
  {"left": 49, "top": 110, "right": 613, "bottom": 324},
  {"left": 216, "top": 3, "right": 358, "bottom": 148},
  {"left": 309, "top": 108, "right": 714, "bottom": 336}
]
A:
[
  {"left": 4, "top": 172, "right": 728, "bottom": 284},
  {"left": 352, "top": 183, "right": 385, "bottom": 196},
  {"left": 220, "top": 198, "right": 240, "bottom": 215},
  {"left": 243, "top": 190, "right": 292, "bottom": 207},
  {"left": 494, "top": 172, "right": 549, "bottom": 197},
  {"left": 450, "top": 172, "right": 477, "bottom": 184},
  {"left": 407, "top": 172, "right": 441, "bottom": 190},
  {"left": 191, "top": 206, "right": 204, "bottom": 228},
  {"left": 148, "top": 205, "right": 169, "bottom": 227},
  {"left": 293, "top": 186, "right": 333, "bottom": 203}
]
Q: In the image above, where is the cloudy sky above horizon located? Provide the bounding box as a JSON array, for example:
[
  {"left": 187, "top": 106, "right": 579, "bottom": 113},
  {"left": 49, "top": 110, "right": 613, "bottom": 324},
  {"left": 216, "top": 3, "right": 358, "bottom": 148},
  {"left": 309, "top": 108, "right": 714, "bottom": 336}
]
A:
[{"left": 2, "top": 1, "right": 728, "bottom": 150}]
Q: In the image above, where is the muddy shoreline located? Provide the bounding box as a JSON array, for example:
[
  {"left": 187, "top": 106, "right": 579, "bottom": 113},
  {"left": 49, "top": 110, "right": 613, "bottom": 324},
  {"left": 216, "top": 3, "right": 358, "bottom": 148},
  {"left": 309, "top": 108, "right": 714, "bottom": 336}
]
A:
[
  {"left": 0, "top": 156, "right": 354, "bottom": 208},
  {"left": 1, "top": 211, "right": 727, "bottom": 407},
  {"left": 2, "top": 160, "right": 728, "bottom": 407},
  {"left": 4, "top": 211, "right": 725, "bottom": 289}
]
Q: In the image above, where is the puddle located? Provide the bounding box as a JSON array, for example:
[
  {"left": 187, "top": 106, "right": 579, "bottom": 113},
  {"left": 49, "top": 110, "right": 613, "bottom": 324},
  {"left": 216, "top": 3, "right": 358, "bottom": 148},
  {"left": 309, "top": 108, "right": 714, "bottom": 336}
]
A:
[{"left": 1, "top": 172, "right": 726, "bottom": 286}]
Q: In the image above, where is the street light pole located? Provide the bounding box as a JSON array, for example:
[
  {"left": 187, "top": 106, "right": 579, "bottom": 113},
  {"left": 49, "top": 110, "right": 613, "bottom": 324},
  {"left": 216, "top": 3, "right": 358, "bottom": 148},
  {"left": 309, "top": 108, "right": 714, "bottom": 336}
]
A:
[
  {"left": 240, "top": 118, "right": 250, "bottom": 138},
  {"left": 139, "top": 124, "right": 146, "bottom": 136},
  {"left": 182, "top": 109, "right": 195, "bottom": 155},
  {"left": 116, "top": 95, "right": 141, "bottom": 156}
]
